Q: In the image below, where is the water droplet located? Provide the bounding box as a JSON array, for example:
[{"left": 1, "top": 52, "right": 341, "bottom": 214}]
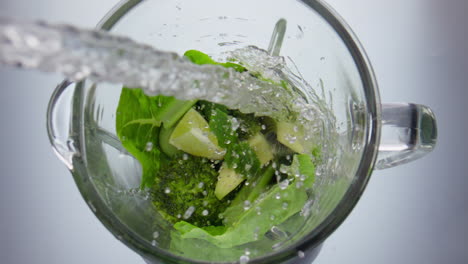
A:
[
  {"left": 297, "top": 250, "right": 305, "bottom": 258},
  {"left": 151, "top": 240, "right": 158, "bottom": 246},
  {"left": 256, "top": 206, "right": 262, "bottom": 215},
  {"left": 198, "top": 182, "right": 204, "bottom": 188},
  {"left": 232, "top": 163, "right": 238, "bottom": 169},
  {"left": 275, "top": 193, "right": 281, "bottom": 199},
  {"left": 153, "top": 231, "right": 159, "bottom": 239},
  {"left": 244, "top": 164, "right": 252, "bottom": 171},
  {"left": 177, "top": 214, "right": 182, "bottom": 219},
  {"left": 145, "top": 142, "right": 153, "bottom": 151},
  {"left": 203, "top": 200, "right": 209, "bottom": 206},
  {"left": 239, "top": 255, "right": 250, "bottom": 264},
  {"left": 230, "top": 117, "right": 240, "bottom": 131},
  {"left": 282, "top": 202, "right": 289, "bottom": 209},
  {"left": 279, "top": 179, "right": 289, "bottom": 190},
  {"left": 243, "top": 200, "right": 251, "bottom": 210},
  {"left": 202, "top": 190, "right": 208, "bottom": 196},
  {"left": 183, "top": 206, "right": 195, "bottom": 219},
  {"left": 244, "top": 248, "right": 251, "bottom": 256},
  {"left": 182, "top": 153, "right": 189, "bottom": 160},
  {"left": 226, "top": 139, "right": 231, "bottom": 144},
  {"left": 202, "top": 209, "right": 209, "bottom": 216},
  {"left": 270, "top": 215, "right": 276, "bottom": 220},
  {"left": 164, "top": 187, "right": 171, "bottom": 194},
  {"left": 261, "top": 124, "right": 266, "bottom": 130},
  {"left": 296, "top": 181, "right": 304, "bottom": 188}
]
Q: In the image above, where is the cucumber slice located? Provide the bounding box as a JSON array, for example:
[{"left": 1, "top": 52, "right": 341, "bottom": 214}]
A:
[
  {"left": 169, "top": 108, "right": 225, "bottom": 159},
  {"left": 215, "top": 166, "right": 245, "bottom": 200},
  {"left": 248, "top": 133, "right": 274, "bottom": 165}
]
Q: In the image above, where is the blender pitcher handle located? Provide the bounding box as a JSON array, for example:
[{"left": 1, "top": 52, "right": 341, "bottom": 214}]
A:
[
  {"left": 375, "top": 103, "right": 437, "bottom": 170},
  {"left": 46, "top": 80, "right": 82, "bottom": 170}
]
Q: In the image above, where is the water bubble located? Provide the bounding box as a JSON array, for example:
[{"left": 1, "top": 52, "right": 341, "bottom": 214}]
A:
[
  {"left": 164, "top": 187, "right": 171, "bottom": 194},
  {"left": 286, "top": 135, "right": 297, "bottom": 143},
  {"left": 145, "top": 142, "right": 153, "bottom": 151},
  {"left": 230, "top": 117, "right": 240, "bottom": 131},
  {"left": 152, "top": 231, "right": 159, "bottom": 239},
  {"left": 243, "top": 200, "right": 251, "bottom": 210},
  {"left": 279, "top": 179, "right": 289, "bottom": 190},
  {"left": 183, "top": 206, "right": 195, "bottom": 219},
  {"left": 202, "top": 209, "right": 209, "bottom": 216},
  {"left": 297, "top": 250, "right": 305, "bottom": 258},
  {"left": 239, "top": 255, "right": 250, "bottom": 264},
  {"left": 256, "top": 206, "right": 262, "bottom": 215}
]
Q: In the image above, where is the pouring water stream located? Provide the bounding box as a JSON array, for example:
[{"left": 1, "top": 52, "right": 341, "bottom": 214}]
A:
[{"left": 0, "top": 17, "right": 318, "bottom": 123}]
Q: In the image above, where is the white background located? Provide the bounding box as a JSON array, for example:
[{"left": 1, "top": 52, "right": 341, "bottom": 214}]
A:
[{"left": 0, "top": 0, "right": 466, "bottom": 263}]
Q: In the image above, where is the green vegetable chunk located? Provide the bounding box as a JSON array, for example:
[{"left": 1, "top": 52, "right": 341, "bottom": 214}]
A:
[
  {"left": 152, "top": 155, "right": 231, "bottom": 226},
  {"left": 215, "top": 166, "right": 245, "bottom": 200},
  {"left": 169, "top": 108, "right": 226, "bottom": 160}
]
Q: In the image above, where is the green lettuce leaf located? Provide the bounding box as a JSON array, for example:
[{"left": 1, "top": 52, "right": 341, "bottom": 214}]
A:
[
  {"left": 173, "top": 178, "right": 308, "bottom": 248},
  {"left": 115, "top": 88, "right": 195, "bottom": 189}
]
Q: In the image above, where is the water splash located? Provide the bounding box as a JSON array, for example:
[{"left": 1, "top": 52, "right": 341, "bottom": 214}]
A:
[{"left": 0, "top": 17, "right": 313, "bottom": 123}]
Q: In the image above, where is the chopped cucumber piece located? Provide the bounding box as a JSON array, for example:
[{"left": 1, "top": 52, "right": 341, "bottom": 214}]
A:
[
  {"left": 169, "top": 108, "right": 225, "bottom": 159},
  {"left": 248, "top": 133, "right": 274, "bottom": 165},
  {"left": 276, "top": 121, "right": 312, "bottom": 154},
  {"left": 215, "top": 166, "right": 245, "bottom": 200}
]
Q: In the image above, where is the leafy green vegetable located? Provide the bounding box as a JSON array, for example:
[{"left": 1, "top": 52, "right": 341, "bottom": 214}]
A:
[
  {"left": 116, "top": 88, "right": 165, "bottom": 189},
  {"left": 281, "top": 154, "right": 316, "bottom": 189},
  {"left": 221, "top": 166, "right": 275, "bottom": 225},
  {"left": 173, "top": 178, "right": 308, "bottom": 248},
  {"left": 184, "top": 50, "right": 247, "bottom": 73},
  {"left": 208, "top": 107, "right": 261, "bottom": 177},
  {"left": 116, "top": 49, "right": 321, "bottom": 254},
  {"left": 151, "top": 155, "right": 232, "bottom": 226}
]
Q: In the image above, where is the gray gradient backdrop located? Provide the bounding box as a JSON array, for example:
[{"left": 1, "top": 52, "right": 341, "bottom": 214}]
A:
[{"left": 0, "top": 0, "right": 466, "bottom": 263}]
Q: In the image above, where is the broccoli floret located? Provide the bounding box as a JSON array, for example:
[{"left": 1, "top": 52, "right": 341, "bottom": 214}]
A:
[{"left": 151, "top": 155, "right": 234, "bottom": 227}]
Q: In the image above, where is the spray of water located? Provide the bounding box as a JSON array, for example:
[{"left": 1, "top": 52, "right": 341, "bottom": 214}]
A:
[{"left": 0, "top": 17, "right": 318, "bottom": 123}]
